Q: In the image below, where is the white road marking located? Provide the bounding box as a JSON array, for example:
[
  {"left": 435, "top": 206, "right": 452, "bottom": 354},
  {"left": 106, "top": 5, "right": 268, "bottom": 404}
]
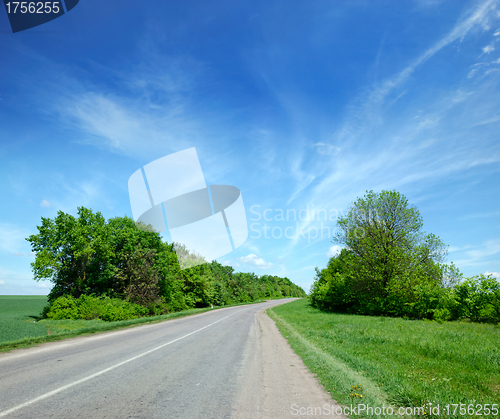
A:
[{"left": 0, "top": 311, "right": 238, "bottom": 417}]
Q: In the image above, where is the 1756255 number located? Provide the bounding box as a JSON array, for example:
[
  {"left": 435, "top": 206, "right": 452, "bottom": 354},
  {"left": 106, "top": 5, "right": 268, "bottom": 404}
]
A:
[{"left": 5, "top": 2, "right": 60, "bottom": 14}]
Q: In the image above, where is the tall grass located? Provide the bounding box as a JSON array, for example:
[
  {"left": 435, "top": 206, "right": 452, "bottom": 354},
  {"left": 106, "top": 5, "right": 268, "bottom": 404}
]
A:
[{"left": 269, "top": 299, "right": 500, "bottom": 418}]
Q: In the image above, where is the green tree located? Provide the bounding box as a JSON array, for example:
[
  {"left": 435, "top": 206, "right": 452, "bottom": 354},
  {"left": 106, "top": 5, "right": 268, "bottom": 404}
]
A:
[
  {"left": 116, "top": 248, "right": 163, "bottom": 308},
  {"left": 27, "top": 207, "right": 114, "bottom": 301},
  {"left": 315, "top": 190, "right": 456, "bottom": 316},
  {"left": 27, "top": 208, "right": 169, "bottom": 302}
]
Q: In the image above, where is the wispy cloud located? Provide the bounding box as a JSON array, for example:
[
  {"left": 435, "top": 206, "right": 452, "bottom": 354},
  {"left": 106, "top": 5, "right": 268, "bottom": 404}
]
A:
[
  {"left": 238, "top": 253, "right": 273, "bottom": 269},
  {"left": 306, "top": 0, "right": 500, "bottom": 209},
  {"left": 331, "top": 0, "right": 499, "bottom": 146},
  {"left": 458, "top": 210, "right": 500, "bottom": 220},
  {"left": 448, "top": 245, "right": 472, "bottom": 252},
  {"left": 453, "top": 239, "right": 500, "bottom": 268},
  {"left": 36, "top": 174, "right": 110, "bottom": 214},
  {"left": 55, "top": 91, "right": 198, "bottom": 159},
  {"left": 313, "top": 143, "right": 340, "bottom": 156},
  {"left": 482, "top": 44, "right": 495, "bottom": 53}
]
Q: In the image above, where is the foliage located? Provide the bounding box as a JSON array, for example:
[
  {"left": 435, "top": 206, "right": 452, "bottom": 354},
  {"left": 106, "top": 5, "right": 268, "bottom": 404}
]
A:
[
  {"left": 27, "top": 207, "right": 306, "bottom": 320},
  {"left": 116, "top": 248, "right": 163, "bottom": 308},
  {"left": 45, "top": 295, "right": 150, "bottom": 321},
  {"left": 448, "top": 274, "right": 500, "bottom": 323},
  {"left": 310, "top": 190, "right": 498, "bottom": 323}
]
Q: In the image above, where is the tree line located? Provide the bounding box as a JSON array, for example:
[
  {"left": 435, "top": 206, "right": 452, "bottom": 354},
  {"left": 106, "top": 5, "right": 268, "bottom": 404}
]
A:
[
  {"left": 27, "top": 207, "right": 306, "bottom": 320},
  {"left": 309, "top": 190, "right": 500, "bottom": 323}
]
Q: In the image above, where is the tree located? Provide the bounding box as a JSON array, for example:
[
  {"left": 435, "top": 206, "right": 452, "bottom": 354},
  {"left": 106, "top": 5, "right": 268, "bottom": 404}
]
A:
[
  {"left": 27, "top": 208, "right": 114, "bottom": 301},
  {"left": 27, "top": 208, "right": 168, "bottom": 302},
  {"left": 309, "top": 249, "right": 354, "bottom": 312},
  {"left": 116, "top": 248, "right": 163, "bottom": 308},
  {"left": 328, "top": 190, "right": 452, "bottom": 316}
]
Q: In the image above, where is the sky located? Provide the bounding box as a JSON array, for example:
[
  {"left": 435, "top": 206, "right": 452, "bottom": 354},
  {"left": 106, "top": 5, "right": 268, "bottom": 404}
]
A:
[{"left": 1, "top": 0, "right": 499, "bottom": 295}]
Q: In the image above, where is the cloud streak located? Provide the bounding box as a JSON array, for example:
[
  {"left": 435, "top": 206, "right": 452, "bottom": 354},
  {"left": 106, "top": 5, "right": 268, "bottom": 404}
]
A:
[{"left": 238, "top": 254, "right": 273, "bottom": 270}]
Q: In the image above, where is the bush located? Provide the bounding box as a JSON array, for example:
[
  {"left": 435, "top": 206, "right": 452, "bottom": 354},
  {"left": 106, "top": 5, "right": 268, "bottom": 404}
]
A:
[
  {"left": 45, "top": 295, "right": 80, "bottom": 320},
  {"left": 45, "top": 295, "right": 153, "bottom": 321},
  {"left": 448, "top": 274, "right": 500, "bottom": 323}
]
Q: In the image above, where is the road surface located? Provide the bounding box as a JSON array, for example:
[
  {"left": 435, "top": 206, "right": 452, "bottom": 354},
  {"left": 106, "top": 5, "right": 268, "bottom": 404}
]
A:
[{"left": 0, "top": 299, "right": 344, "bottom": 418}]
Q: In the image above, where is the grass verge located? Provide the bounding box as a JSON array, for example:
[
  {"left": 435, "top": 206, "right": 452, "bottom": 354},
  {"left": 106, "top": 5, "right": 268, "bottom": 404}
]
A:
[
  {"left": 268, "top": 299, "right": 500, "bottom": 419},
  {"left": 0, "top": 298, "right": 271, "bottom": 353}
]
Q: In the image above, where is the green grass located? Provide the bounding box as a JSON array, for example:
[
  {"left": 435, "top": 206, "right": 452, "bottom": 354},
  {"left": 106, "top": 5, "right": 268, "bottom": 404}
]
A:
[
  {"left": 0, "top": 296, "right": 273, "bottom": 352},
  {"left": 268, "top": 299, "right": 500, "bottom": 419},
  {"left": 0, "top": 296, "right": 49, "bottom": 344}
]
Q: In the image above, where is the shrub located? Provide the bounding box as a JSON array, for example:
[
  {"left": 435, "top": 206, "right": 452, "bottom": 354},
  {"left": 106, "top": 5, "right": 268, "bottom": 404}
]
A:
[
  {"left": 45, "top": 295, "right": 152, "bottom": 321},
  {"left": 45, "top": 295, "right": 80, "bottom": 320}
]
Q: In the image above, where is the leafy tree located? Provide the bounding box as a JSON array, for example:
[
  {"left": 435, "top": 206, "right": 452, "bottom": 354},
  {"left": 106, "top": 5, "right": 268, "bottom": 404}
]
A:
[
  {"left": 311, "top": 190, "right": 458, "bottom": 317},
  {"left": 27, "top": 208, "right": 168, "bottom": 302},
  {"left": 309, "top": 249, "right": 354, "bottom": 312},
  {"left": 116, "top": 248, "right": 163, "bottom": 308},
  {"left": 27, "top": 207, "right": 114, "bottom": 301}
]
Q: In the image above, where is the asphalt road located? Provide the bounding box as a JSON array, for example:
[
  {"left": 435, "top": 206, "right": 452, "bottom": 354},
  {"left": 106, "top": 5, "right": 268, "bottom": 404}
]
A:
[{"left": 0, "top": 299, "right": 304, "bottom": 419}]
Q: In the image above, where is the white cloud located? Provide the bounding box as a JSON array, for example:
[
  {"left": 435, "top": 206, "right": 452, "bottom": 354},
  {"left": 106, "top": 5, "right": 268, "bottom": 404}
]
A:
[
  {"left": 36, "top": 176, "right": 107, "bottom": 214},
  {"left": 313, "top": 143, "right": 341, "bottom": 156},
  {"left": 0, "top": 281, "right": 5, "bottom": 285},
  {"left": 326, "top": 245, "right": 344, "bottom": 258},
  {"left": 49, "top": 67, "right": 208, "bottom": 160},
  {"left": 453, "top": 240, "right": 500, "bottom": 268},
  {"left": 458, "top": 210, "right": 500, "bottom": 219},
  {"left": 485, "top": 271, "right": 500, "bottom": 279},
  {"left": 448, "top": 245, "right": 472, "bottom": 252},
  {"left": 494, "top": 29, "right": 500, "bottom": 36},
  {"left": 238, "top": 254, "right": 273, "bottom": 269},
  {"left": 306, "top": 0, "right": 500, "bottom": 209},
  {"left": 482, "top": 44, "right": 495, "bottom": 54}
]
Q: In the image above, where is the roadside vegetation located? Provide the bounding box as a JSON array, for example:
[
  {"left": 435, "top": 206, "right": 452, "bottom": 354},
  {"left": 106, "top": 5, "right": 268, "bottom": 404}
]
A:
[
  {"left": 269, "top": 299, "right": 500, "bottom": 419},
  {"left": 310, "top": 190, "right": 500, "bottom": 323},
  {"left": 25, "top": 207, "right": 305, "bottom": 321}
]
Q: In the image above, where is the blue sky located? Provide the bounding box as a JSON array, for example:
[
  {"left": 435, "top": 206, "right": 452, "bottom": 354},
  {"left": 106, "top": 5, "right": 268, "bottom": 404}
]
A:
[{"left": 1, "top": 0, "right": 499, "bottom": 295}]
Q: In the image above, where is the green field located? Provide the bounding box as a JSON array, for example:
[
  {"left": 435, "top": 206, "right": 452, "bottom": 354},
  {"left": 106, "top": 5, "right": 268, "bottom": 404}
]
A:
[
  {"left": 0, "top": 295, "right": 220, "bottom": 349},
  {"left": 269, "top": 299, "right": 500, "bottom": 418},
  {"left": 0, "top": 296, "right": 48, "bottom": 344}
]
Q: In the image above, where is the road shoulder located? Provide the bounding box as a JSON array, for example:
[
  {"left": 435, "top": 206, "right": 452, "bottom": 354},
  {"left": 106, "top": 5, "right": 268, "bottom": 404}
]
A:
[{"left": 234, "top": 304, "right": 346, "bottom": 418}]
